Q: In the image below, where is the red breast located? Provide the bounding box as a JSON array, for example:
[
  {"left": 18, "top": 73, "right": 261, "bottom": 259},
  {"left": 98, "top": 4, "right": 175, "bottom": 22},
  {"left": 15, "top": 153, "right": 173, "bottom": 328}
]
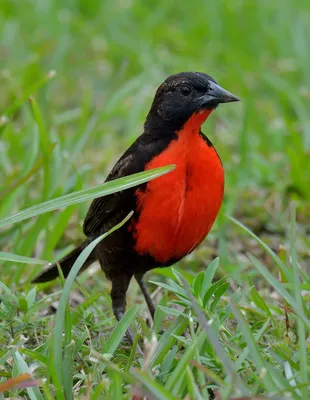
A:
[{"left": 132, "top": 110, "right": 224, "bottom": 263}]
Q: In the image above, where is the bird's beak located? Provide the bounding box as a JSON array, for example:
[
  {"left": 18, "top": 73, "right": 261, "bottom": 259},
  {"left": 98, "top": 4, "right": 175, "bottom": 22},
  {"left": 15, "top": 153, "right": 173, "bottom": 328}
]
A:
[{"left": 200, "top": 81, "right": 240, "bottom": 106}]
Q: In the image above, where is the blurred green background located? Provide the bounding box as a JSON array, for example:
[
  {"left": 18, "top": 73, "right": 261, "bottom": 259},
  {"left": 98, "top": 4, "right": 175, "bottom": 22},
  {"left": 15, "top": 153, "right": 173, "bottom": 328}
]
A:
[
  {"left": 1, "top": 0, "right": 310, "bottom": 398},
  {"left": 1, "top": 0, "right": 309, "bottom": 281}
]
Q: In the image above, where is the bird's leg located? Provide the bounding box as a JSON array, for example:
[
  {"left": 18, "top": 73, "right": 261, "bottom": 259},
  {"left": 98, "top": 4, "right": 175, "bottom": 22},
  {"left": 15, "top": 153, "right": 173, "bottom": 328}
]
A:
[
  {"left": 111, "top": 274, "right": 131, "bottom": 321},
  {"left": 135, "top": 273, "right": 155, "bottom": 321},
  {"left": 110, "top": 274, "right": 138, "bottom": 346}
]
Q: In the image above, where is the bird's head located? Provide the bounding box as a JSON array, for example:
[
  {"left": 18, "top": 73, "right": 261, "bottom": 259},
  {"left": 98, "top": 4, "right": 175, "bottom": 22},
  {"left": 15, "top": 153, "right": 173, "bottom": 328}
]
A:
[{"left": 145, "top": 72, "right": 239, "bottom": 135}]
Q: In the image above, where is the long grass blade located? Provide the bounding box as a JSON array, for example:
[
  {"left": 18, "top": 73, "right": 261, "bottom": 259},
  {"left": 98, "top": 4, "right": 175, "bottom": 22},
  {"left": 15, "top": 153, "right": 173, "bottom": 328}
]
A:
[
  {"left": 0, "top": 165, "right": 174, "bottom": 229},
  {"left": 52, "top": 211, "right": 133, "bottom": 386}
]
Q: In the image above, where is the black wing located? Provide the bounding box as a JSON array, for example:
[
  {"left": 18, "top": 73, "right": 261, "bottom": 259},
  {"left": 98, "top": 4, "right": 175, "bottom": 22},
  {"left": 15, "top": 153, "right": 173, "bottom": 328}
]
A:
[{"left": 83, "top": 133, "right": 170, "bottom": 237}]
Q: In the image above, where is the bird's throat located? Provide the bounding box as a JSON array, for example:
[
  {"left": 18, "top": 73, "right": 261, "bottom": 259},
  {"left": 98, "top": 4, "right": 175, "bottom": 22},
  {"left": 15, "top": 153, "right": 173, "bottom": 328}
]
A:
[{"left": 179, "top": 109, "right": 214, "bottom": 136}]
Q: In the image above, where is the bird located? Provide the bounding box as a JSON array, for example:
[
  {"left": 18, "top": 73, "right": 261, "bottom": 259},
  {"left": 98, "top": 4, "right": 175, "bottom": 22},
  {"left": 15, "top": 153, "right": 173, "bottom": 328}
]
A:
[{"left": 33, "top": 72, "right": 239, "bottom": 334}]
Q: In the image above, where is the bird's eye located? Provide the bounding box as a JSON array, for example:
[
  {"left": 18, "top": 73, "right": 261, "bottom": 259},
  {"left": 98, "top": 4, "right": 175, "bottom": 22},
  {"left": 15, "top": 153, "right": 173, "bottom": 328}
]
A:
[{"left": 180, "top": 85, "right": 192, "bottom": 96}]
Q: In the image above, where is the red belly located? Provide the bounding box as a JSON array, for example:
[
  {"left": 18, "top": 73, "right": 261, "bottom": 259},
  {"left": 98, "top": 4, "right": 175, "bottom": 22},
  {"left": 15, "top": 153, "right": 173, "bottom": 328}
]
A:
[{"left": 132, "top": 114, "right": 224, "bottom": 263}]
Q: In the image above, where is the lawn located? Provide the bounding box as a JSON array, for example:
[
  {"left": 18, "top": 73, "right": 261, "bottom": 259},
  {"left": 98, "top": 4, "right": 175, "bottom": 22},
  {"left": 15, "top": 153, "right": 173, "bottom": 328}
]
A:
[{"left": 0, "top": 0, "right": 309, "bottom": 399}]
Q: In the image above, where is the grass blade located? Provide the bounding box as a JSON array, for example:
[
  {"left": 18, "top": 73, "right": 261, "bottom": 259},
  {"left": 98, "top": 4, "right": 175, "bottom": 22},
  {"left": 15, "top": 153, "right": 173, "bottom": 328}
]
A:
[
  {"left": 0, "top": 281, "right": 18, "bottom": 303},
  {"left": 0, "top": 165, "right": 174, "bottom": 229},
  {"left": 13, "top": 352, "right": 43, "bottom": 400},
  {"left": 180, "top": 277, "right": 247, "bottom": 394},
  {"left": 226, "top": 214, "right": 291, "bottom": 279},
  {"left": 165, "top": 329, "right": 205, "bottom": 394},
  {"left": 104, "top": 306, "right": 138, "bottom": 355},
  {"left": 248, "top": 254, "right": 310, "bottom": 329},
  {"left": 289, "top": 203, "right": 308, "bottom": 398},
  {"left": 52, "top": 211, "right": 133, "bottom": 387},
  {"left": 2, "top": 71, "right": 56, "bottom": 118},
  {"left": 63, "top": 341, "right": 74, "bottom": 400},
  {"left": 228, "top": 301, "right": 275, "bottom": 392},
  {"left": 132, "top": 370, "right": 179, "bottom": 400},
  {"left": 0, "top": 251, "right": 47, "bottom": 264},
  {"left": 151, "top": 313, "right": 189, "bottom": 367}
]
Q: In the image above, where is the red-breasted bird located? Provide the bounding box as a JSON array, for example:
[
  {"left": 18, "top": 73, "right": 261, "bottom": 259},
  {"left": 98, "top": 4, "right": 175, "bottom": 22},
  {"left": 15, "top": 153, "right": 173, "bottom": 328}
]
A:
[{"left": 33, "top": 72, "right": 239, "bottom": 332}]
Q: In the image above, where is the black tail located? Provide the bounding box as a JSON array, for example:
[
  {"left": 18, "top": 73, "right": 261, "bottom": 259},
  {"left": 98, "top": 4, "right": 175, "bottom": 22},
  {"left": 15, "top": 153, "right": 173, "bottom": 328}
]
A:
[{"left": 32, "top": 242, "right": 97, "bottom": 283}]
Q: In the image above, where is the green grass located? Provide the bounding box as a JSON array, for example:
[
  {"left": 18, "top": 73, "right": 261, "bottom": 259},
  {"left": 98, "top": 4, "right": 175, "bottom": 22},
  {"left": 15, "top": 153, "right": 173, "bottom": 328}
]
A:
[{"left": 0, "top": 0, "right": 310, "bottom": 398}]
